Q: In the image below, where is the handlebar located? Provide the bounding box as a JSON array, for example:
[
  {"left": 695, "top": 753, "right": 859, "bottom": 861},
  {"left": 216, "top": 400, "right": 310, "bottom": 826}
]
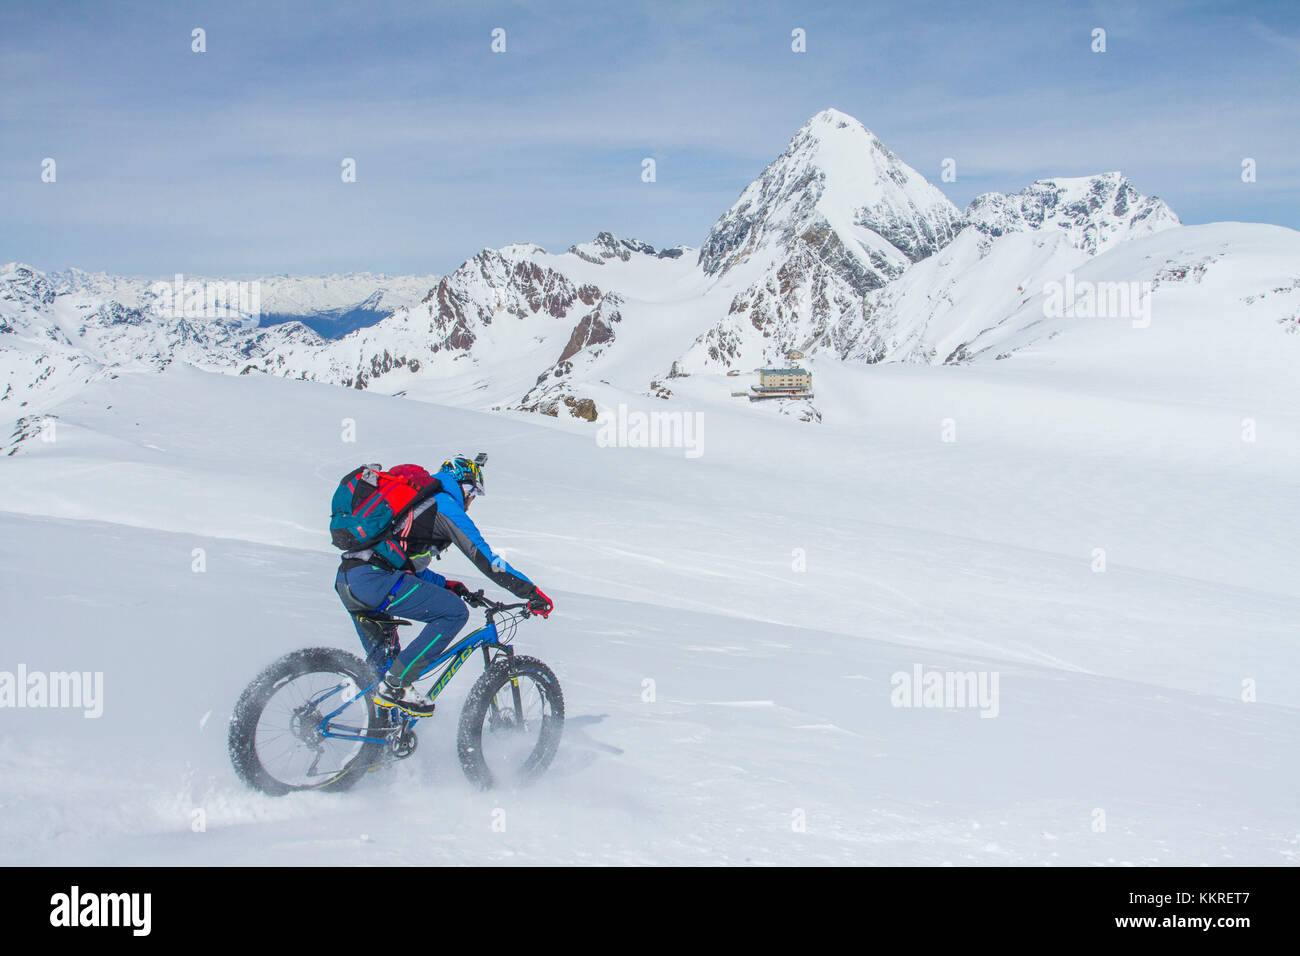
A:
[{"left": 464, "top": 590, "right": 533, "bottom": 618}]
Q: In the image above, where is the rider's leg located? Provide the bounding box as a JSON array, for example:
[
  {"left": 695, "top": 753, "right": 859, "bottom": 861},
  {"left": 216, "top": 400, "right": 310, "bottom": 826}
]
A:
[
  {"left": 335, "top": 567, "right": 405, "bottom": 674},
  {"left": 335, "top": 566, "right": 468, "bottom": 718},
  {"left": 335, "top": 566, "right": 469, "bottom": 697},
  {"left": 382, "top": 580, "right": 471, "bottom": 686},
  {"left": 354, "top": 617, "right": 396, "bottom": 676}
]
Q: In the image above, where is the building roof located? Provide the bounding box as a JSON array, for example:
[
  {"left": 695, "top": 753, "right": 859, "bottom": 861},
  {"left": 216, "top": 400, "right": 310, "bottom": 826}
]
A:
[{"left": 759, "top": 367, "right": 810, "bottom": 375}]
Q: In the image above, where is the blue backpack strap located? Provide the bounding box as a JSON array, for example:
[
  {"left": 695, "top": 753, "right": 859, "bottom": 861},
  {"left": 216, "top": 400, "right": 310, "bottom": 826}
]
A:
[{"left": 373, "top": 575, "right": 407, "bottom": 613}]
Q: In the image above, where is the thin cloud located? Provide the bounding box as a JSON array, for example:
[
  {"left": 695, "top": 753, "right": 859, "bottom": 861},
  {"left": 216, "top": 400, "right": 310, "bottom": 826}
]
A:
[{"left": 1, "top": 0, "right": 1296, "bottom": 274}]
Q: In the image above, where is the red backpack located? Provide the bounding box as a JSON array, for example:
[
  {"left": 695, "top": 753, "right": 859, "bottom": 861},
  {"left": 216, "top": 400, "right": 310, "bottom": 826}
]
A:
[{"left": 329, "top": 464, "right": 440, "bottom": 569}]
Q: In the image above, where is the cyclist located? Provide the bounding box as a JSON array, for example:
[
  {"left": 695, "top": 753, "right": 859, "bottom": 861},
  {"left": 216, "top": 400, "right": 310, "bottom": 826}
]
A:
[{"left": 333, "top": 455, "right": 553, "bottom": 717}]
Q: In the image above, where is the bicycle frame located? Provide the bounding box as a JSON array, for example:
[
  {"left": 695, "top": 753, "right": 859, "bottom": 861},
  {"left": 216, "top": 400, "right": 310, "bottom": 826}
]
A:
[{"left": 313, "top": 608, "right": 522, "bottom": 745}]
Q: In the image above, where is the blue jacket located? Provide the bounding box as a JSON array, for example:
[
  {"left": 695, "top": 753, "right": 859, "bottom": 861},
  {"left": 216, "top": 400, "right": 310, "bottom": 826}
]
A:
[{"left": 401, "top": 470, "right": 535, "bottom": 598}]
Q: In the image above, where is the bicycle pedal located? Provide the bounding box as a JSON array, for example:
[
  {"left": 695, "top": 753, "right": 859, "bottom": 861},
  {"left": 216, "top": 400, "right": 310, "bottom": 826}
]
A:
[{"left": 387, "top": 730, "right": 418, "bottom": 759}]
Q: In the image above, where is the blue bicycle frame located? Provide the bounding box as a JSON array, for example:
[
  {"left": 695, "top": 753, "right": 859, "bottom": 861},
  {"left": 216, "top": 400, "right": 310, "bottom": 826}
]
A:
[{"left": 312, "top": 617, "right": 506, "bottom": 745}]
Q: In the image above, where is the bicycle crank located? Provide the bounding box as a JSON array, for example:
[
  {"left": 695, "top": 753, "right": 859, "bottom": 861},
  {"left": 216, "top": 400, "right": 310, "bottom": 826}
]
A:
[{"left": 387, "top": 724, "right": 418, "bottom": 759}]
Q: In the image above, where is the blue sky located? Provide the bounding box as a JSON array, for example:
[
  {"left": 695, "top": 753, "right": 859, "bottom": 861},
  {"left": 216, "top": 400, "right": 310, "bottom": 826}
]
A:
[{"left": 2, "top": 0, "right": 1297, "bottom": 276}]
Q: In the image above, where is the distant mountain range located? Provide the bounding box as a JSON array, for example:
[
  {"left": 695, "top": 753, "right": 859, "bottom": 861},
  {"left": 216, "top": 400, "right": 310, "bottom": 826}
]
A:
[
  {"left": 42, "top": 269, "right": 440, "bottom": 338},
  {"left": 4, "top": 108, "right": 1297, "bottom": 426}
]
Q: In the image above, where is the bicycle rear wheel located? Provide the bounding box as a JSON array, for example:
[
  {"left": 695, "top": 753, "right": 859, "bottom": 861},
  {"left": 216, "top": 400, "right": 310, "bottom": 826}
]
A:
[
  {"left": 456, "top": 655, "right": 565, "bottom": 789},
  {"left": 229, "top": 647, "right": 386, "bottom": 795}
]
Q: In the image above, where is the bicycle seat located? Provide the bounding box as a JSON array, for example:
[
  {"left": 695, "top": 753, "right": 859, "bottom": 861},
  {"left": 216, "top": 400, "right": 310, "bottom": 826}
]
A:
[{"left": 352, "top": 613, "right": 414, "bottom": 627}]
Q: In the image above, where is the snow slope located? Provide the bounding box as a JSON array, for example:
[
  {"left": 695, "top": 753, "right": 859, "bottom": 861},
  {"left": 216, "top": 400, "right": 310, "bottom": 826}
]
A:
[
  {"left": 832, "top": 220, "right": 1300, "bottom": 370},
  {"left": 1, "top": 359, "right": 1297, "bottom": 865},
  {"left": 834, "top": 229, "right": 1090, "bottom": 364}
]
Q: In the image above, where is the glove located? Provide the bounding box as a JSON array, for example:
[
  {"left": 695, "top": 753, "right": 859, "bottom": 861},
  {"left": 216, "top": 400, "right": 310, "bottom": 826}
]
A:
[
  {"left": 527, "top": 588, "right": 553, "bottom": 618},
  {"left": 444, "top": 580, "right": 473, "bottom": 598}
]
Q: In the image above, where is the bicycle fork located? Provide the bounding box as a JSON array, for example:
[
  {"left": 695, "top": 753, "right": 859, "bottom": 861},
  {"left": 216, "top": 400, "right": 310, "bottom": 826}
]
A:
[{"left": 482, "top": 644, "right": 526, "bottom": 732}]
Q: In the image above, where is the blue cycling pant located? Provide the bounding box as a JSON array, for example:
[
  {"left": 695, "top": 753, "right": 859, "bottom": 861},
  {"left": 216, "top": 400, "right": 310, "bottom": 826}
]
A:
[{"left": 335, "top": 565, "right": 470, "bottom": 684}]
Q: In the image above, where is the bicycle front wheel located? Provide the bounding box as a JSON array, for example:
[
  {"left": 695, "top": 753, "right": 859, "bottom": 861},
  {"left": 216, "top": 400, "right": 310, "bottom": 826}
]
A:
[{"left": 457, "top": 655, "right": 565, "bottom": 789}]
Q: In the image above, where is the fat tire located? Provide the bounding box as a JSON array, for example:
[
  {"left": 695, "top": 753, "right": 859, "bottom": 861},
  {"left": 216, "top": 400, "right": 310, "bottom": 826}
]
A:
[
  {"left": 457, "top": 655, "right": 564, "bottom": 790},
  {"left": 228, "top": 647, "right": 383, "bottom": 796}
]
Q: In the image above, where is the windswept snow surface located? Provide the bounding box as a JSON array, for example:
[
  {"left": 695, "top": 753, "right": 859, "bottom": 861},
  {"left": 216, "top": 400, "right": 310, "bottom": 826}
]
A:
[{"left": 2, "top": 360, "right": 1298, "bottom": 865}]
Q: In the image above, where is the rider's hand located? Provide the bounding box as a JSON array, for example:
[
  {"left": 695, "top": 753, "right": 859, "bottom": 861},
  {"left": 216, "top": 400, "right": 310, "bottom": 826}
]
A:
[
  {"left": 444, "top": 580, "right": 473, "bottom": 598},
  {"left": 528, "top": 588, "right": 554, "bottom": 618}
]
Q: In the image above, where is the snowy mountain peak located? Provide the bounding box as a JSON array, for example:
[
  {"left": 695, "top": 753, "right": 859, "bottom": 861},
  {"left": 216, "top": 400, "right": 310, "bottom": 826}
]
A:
[
  {"left": 680, "top": 109, "right": 965, "bottom": 372},
  {"left": 497, "top": 242, "right": 549, "bottom": 260},
  {"left": 1, "top": 263, "right": 57, "bottom": 312},
  {"left": 965, "top": 172, "right": 1180, "bottom": 255},
  {"left": 807, "top": 106, "right": 857, "bottom": 126},
  {"left": 405, "top": 243, "right": 610, "bottom": 358},
  {"left": 567, "top": 232, "right": 687, "bottom": 264},
  {"left": 698, "top": 108, "right": 962, "bottom": 290}
]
